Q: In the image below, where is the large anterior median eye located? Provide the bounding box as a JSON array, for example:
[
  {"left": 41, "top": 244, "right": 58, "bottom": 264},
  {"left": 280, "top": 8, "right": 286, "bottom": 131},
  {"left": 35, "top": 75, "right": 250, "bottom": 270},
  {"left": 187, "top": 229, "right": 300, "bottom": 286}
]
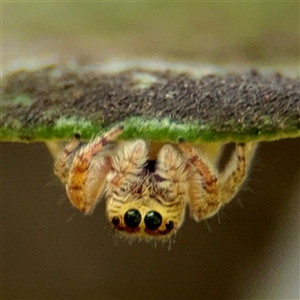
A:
[
  {"left": 144, "top": 211, "right": 162, "bottom": 230},
  {"left": 124, "top": 209, "right": 142, "bottom": 228}
]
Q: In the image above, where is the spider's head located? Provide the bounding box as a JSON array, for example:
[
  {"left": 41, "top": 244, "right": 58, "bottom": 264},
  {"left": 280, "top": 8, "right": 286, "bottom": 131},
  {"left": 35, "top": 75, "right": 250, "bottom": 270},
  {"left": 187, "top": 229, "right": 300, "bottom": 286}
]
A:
[
  {"left": 106, "top": 199, "right": 185, "bottom": 241},
  {"left": 105, "top": 143, "right": 188, "bottom": 240}
]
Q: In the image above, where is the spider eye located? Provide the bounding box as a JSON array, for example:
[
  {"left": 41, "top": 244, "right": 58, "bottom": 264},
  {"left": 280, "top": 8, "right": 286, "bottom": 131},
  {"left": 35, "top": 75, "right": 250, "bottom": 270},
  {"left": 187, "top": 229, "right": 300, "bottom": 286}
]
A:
[
  {"left": 124, "top": 209, "right": 141, "bottom": 228},
  {"left": 165, "top": 220, "right": 174, "bottom": 231},
  {"left": 112, "top": 216, "right": 120, "bottom": 226},
  {"left": 144, "top": 211, "right": 162, "bottom": 230}
]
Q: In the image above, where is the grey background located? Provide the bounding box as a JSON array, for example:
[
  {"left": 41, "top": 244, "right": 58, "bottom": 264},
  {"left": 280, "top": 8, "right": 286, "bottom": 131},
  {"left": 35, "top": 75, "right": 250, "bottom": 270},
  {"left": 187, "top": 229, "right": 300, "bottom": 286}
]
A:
[{"left": 1, "top": 138, "right": 299, "bottom": 299}]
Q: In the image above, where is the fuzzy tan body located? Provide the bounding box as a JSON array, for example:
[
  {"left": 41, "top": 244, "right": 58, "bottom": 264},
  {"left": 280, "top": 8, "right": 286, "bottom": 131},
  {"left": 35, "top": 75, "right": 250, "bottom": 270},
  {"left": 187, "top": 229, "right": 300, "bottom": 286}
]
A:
[{"left": 53, "top": 125, "right": 257, "bottom": 240}]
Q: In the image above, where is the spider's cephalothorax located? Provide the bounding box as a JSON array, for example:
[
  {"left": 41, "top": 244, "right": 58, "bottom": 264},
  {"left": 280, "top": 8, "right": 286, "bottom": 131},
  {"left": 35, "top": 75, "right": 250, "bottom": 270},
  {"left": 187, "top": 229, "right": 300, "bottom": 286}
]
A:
[
  {"left": 54, "top": 125, "right": 257, "bottom": 241},
  {"left": 104, "top": 140, "right": 189, "bottom": 240}
]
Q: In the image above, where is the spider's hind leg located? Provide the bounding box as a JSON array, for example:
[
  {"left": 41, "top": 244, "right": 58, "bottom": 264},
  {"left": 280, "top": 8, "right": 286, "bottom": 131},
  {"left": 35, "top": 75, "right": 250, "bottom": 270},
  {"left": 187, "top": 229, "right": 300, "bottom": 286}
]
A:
[
  {"left": 219, "top": 142, "right": 257, "bottom": 204},
  {"left": 178, "top": 140, "right": 257, "bottom": 221},
  {"left": 178, "top": 139, "right": 221, "bottom": 221}
]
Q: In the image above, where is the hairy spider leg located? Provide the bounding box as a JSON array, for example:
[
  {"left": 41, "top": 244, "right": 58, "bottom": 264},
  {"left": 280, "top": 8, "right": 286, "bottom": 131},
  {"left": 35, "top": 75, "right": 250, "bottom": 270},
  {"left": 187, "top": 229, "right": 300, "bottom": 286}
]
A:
[
  {"left": 219, "top": 142, "right": 257, "bottom": 204},
  {"left": 178, "top": 139, "right": 221, "bottom": 221},
  {"left": 65, "top": 125, "right": 124, "bottom": 214},
  {"left": 106, "top": 140, "right": 148, "bottom": 201},
  {"left": 54, "top": 136, "right": 81, "bottom": 184},
  {"left": 154, "top": 145, "right": 189, "bottom": 229},
  {"left": 178, "top": 140, "right": 257, "bottom": 221},
  {"left": 155, "top": 145, "right": 189, "bottom": 201}
]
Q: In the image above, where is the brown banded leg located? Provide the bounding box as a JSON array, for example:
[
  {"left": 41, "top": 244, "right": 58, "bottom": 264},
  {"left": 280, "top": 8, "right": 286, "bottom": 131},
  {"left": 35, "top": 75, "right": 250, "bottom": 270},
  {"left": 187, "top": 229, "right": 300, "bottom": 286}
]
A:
[
  {"left": 219, "top": 142, "right": 257, "bottom": 204},
  {"left": 178, "top": 139, "right": 221, "bottom": 221},
  {"left": 66, "top": 125, "right": 124, "bottom": 214},
  {"left": 54, "top": 134, "right": 81, "bottom": 184}
]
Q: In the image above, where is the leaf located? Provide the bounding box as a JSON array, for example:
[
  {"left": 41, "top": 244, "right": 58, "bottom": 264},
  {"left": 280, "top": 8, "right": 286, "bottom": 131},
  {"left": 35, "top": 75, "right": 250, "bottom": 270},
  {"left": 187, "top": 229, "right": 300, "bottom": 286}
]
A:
[{"left": 1, "top": 59, "right": 299, "bottom": 143}]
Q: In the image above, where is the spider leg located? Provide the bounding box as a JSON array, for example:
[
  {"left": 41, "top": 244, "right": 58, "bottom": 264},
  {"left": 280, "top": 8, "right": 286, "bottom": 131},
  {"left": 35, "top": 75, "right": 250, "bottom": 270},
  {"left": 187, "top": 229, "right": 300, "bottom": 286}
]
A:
[
  {"left": 178, "top": 139, "right": 221, "bottom": 221},
  {"left": 54, "top": 135, "right": 81, "bottom": 184},
  {"left": 155, "top": 144, "right": 189, "bottom": 201},
  {"left": 105, "top": 139, "right": 149, "bottom": 219},
  {"left": 106, "top": 139, "right": 148, "bottom": 195},
  {"left": 153, "top": 144, "right": 189, "bottom": 230},
  {"left": 66, "top": 125, "right": 123, "bottom": 214},
  {"left": 219, "top": 142, "right": 257, "bottom": 204},
  {"left": 179, "top": 139, "right": 257, "bottom": 221}
]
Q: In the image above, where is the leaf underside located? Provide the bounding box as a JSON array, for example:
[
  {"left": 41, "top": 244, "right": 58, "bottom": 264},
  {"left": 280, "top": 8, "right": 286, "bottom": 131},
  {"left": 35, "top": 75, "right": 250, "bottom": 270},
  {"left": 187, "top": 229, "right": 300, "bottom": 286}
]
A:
[{"left": 1, "top": 60, "right": 299, "bottom": 143}]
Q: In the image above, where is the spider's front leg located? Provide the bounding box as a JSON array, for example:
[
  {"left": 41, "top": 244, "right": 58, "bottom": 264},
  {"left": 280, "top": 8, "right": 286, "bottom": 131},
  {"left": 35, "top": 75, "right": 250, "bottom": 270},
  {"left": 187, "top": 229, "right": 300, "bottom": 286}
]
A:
[
  {"left": 106, "top": 139, "right": 148, "bottom": 202},
  {"left": 155, "top": 144, "right": 189, "bottom": 202},
  {"left": 153, "top": 145, "right": 190, "bottom": 231},
  {"left": 55, "top": 125, "right": 124, "bottom": 214},
  {"left": 178, "top": 139, "right": 257, "bottom": 221}
]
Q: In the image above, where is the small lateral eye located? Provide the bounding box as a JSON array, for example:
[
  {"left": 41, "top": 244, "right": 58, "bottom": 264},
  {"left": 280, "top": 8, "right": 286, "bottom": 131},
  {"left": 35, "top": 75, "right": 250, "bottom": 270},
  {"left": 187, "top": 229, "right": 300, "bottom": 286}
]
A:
[
  {"left": 124, "top": 209, "right": 142, "bottom": 228},
  {"left": 112, "top": 216, "right": 120, "bottom": 226},
  {"left": 165, "top": 220, "right": 174, "bottom": 231},
  {"left": 144, "top": 211, "right": 162, "bottom": 230}
]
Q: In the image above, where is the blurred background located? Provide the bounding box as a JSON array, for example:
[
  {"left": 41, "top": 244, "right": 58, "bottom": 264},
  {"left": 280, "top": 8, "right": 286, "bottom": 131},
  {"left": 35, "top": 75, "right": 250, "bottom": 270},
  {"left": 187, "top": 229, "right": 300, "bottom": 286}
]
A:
[
  {"left": 1, "top": 2, "right": 299, "bottom": 299},
  {"left": 2, "top": 2, "right": 299, "bottom": 66}
]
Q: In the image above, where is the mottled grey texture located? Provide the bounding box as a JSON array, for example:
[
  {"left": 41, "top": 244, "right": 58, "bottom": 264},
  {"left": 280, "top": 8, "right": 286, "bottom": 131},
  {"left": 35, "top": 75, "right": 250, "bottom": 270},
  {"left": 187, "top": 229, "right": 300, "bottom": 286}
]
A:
[{"left": 1, "top": 61, "right": 299, "bottom": 141}]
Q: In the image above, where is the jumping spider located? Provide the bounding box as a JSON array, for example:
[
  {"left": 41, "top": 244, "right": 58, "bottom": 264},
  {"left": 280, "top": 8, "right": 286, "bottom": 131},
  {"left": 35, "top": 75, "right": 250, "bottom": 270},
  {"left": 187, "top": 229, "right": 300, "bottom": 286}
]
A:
[{"left": 54, "top": 125, "right": 257, "bottom": 241}]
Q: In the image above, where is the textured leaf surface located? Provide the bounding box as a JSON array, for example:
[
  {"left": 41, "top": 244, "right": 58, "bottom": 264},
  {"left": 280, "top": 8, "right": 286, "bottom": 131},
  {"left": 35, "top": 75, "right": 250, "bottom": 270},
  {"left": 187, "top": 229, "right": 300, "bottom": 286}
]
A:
[{"left": 1, "top": 60, "right": 299, "bottom": 143}]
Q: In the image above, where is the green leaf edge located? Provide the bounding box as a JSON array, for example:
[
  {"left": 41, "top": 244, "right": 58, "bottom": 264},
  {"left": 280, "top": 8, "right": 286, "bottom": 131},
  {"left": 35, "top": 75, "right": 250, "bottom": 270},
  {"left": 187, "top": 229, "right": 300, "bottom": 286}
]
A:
[{"left": 1, "top": 116, "right": 299, "bottom": 143}]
